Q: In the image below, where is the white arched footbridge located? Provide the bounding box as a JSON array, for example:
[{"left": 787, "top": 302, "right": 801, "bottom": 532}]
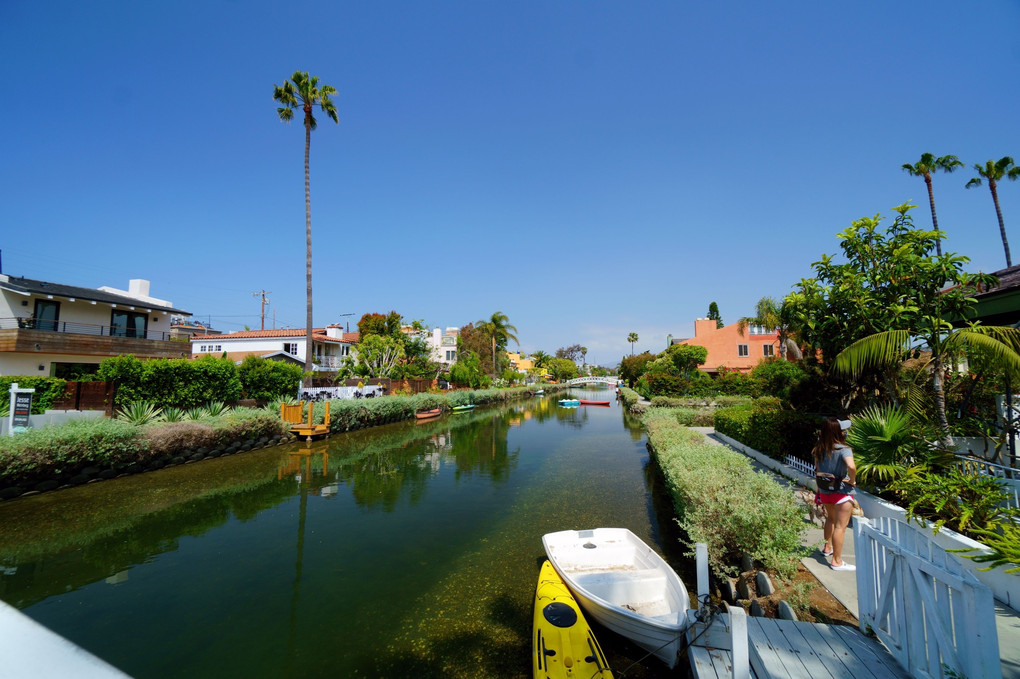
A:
[{"left": 565, "top": 376, "right": 621, "bottom": 386}]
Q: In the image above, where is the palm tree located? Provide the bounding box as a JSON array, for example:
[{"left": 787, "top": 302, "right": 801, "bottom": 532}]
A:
[
  {"left": 967, "top": 157, "right": 1020, "bottom": 268},
  {"left": 902, "top": 153, "right": 963, "bottom": 256},
  {"left": 476, "top": 311, "right": 519, "bottom": 375},
  {"left": 737, "top": 297, "right": 802, "bottom": 360},
  {"left": 531, "top": 350, "right": 550, "bottom": 369},
  {"left": 627, "top": 332, "right": 638, "bottom": 355},
  {"left": 580, "top": 346, "right": 588, "bottom": 371},
  {"left": 274, "top": 71, "right": 340, "bottom": 374}
]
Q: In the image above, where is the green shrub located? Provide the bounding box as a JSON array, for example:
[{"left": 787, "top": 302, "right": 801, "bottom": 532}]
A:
[
  {"left": 0, "top": 418, "right": 144, "bottom": 483},
  {"left": 714, "top": 400, "right": 820, "bottom": 462},
  {"left": 750, "top": 359, "right": 808, "bottom": 400},
  {"left": 237, "top": 356, "right": 304, "bottom": 402},
  {"left": 643, "top": 409, "right": 804, "bottom": 576},
  {"left": 890, "top": 468, "right": 1013, "bottom": 536},
  {"left": 0, "top": 377, "right": 68, "bottom": 414}
]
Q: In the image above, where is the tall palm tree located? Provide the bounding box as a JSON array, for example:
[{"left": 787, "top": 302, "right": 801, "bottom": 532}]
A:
[
  {"left": 476, "top": 311, "right": 519, "bottom": 375},
  {"left": 967, "top": 157, "right": 1020, "bottom": 268},
  {"left": 531, "top": 350, "right": 550, "bottom": 369},
  {"left": 737, "top": 297, "right": 802, "bottom": 360},
  {"left": 274, "top": 71, "right": 339, "bottom": 374},
  {"left": 627, "top": 332, "right": 638, "bottom": 355},
  {"left": 902, "top": 153, "right": 962, "bottom": 256}
]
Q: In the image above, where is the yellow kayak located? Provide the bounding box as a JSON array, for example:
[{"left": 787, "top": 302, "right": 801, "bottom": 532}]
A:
[{"left": 533, "top": 560, "right": 613, "bottom": 678}]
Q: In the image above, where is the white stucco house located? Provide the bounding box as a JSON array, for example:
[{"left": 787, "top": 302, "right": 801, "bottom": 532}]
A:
[
  {"left": 427, "top": 327, "right": 459, "bottom": 368},
  {"left": 0, "top": 275, "right": 192, "bottom": 378},
  {"left": 191, "top": 324, "right": 358, "bottom": 371}
]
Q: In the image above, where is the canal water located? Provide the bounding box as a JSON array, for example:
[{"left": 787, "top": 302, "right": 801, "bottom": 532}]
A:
[{"left": 0, "top": 389, "right": 690, "bottom": 678}]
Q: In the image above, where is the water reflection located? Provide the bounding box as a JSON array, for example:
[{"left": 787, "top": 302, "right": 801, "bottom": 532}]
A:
[{"left": 0, "top": 389, "right": 680, "bottom": 678}]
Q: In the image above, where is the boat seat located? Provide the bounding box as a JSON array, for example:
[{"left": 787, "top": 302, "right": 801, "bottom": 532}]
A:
[{"left": 575, "top": 569, "right": 668, "bottom": 608}]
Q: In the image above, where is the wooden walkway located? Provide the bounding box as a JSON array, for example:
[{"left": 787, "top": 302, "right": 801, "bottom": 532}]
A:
[{"left": 689, "top": 614, "right": 909, "bottom": 679}]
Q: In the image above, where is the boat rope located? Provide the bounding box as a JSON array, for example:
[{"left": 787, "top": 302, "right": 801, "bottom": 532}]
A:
[{"left": 611, "top": 593, "right": 720, "bottom": 677}]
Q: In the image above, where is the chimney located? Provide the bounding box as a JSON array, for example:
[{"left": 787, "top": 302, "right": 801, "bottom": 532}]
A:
[
  {"left": 128, "top": 279, "right": 151, "bottom": 298},
  {"left": 694, "top": 318, "right": 718, "bottom": 337}
]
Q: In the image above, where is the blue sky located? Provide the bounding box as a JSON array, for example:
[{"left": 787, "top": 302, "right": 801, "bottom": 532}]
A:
[{"left": 2, "top": 1, "right": 1019, "bottom": 366}]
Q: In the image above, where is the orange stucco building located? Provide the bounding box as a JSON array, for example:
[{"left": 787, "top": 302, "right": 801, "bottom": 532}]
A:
[{"left": 672, "top": 319, "right": 779, "bottom": 374}]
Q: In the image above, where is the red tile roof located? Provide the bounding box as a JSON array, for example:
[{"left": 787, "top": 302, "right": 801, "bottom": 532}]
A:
[{"left": 192, "top": 328, "right": 356, "bottom": 344}]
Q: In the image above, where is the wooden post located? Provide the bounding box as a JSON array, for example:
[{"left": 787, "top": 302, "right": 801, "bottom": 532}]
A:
[{"left": 729, "top": 607, "right": 749, "bottom": 679}]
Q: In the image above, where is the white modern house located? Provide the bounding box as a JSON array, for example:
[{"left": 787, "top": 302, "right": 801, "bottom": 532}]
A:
[
  {"left": 0, "top": 275, "right": 192, "bottom": 377},
  {"left": 191, "top": 324, "right": 357, "bottom": 371},
  {"left": 427, "top": 327, "right": 459, "bottom": 368}
]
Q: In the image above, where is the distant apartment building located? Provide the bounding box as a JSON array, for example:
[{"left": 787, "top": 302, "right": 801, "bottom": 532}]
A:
[
  {"left": 671, "top": 318, "right": 779, "bottom": 374},
  {"left": 191, "top": 325, "right": 357, "bottom": 371},
  {"left": 0, "top": 275, "right": 191, "bottom": 378}
]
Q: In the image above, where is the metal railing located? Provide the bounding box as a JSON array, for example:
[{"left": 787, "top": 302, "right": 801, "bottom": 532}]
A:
[{"left": 0, "top": 317, "right": 173, "bottom": 341}]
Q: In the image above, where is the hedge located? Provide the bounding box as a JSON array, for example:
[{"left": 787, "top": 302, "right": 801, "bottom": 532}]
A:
[
  {"left": 714, "top": 401, "right": 820, "bottom": 462},
  {"left": 0, "top": 377, "right": 68, "bottom": 414},
  {"left": 643, "top": 408, "right": 804, "bottom": 576}
]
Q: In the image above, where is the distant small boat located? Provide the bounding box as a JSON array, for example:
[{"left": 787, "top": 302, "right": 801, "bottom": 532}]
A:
[
  {"left": 533, "top": 560, "right": 614, "bottom": 678},
  {"left": 542, "top": 528, "right": 690, "bottom": 668},
  {"left": 452, "top": 404, "right": 476, "bottom": 412},
  {"left": 579, "top": 400, "right": 611, "bottom": 406},
  {"left": 415, "top": 408, "right": 442, "bottom": 420},
  {"left": 558, "top": 399, "right": 580, "bottom": 407},
  {"left": 534, "top": 389, "right": 545, "bottom": 395}
]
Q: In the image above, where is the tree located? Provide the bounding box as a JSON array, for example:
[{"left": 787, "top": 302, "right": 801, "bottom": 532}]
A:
[
  {"left": 619, "top": 351, "right": 655, "bottom": 387},
  {"left": 902, "top": 153, "right": 963, "bottom": 256},
  {"left": 966, "top": 157, "right": 1020, "bottom": 268},
  {"left": 737, "top": 297, "right": 802, "bottom": 360},
  {"left": 274, "top": 71, "right": 339, "bottom": 374},
  {"left": 580, "top": 346, "right": 588, "bottom": 369},
  {"left": 627, "top": 332, "right": 639, "bottom": 355},
  {"left": 556, "top": 344, "right": 583, "bottom": 362},
  {"left": 548, "top": 357, "right": 579, "bottom": 382},
  {"left": 475, "top": 311, "right": 519, "bottom": 376},
  {"left": 449, "top": 351, "right": 488, "bottom": 388},
  {"left": 707, "top": 302, "right": 723, "bottom": 329},
  {"left": 531, "top": 350, "right": 551, "bottom": 369},
  {"left": 357, "top": 311, "right": 402, "bottom": 338},
  {"left": 355, "top": 333, "right": 405, "bottom": 377}
]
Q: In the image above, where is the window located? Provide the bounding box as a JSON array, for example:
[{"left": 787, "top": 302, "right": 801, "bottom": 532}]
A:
[
  {"left": 214, "top": 345, "right": 222, "bottom": 352},
  {"left": 763, "top": 344, "right": 775, "bottom": 357},
  {"left": 737, "top": 344, "right": 749, "bottom": 357},
  {"left": 34, "top": 300, "right": 60, "bottom": 331},
  {"left": 284, "top": 343, "right": 298, "bottom": 355},
  {"left": 199, "top": 345, "right": 207, "bottom": 352},
  {"left": 749, "top": 325, "right": 772, "bottom": 335},
  {"left": 446, "top": 350, "right": 457, "bottom": 361},
  {"left": 111, "top": 310, "right": 148, "bottom": 338}
]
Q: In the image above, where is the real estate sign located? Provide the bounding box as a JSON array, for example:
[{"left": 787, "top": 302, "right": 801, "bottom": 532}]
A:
[{"left": 8, "top": 383, "right": 34, "bottom": 435}]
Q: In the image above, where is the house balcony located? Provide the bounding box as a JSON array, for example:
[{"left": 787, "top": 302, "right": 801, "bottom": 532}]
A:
[{"left": 0, "top": 317, "right": 191, "bottom": 360}]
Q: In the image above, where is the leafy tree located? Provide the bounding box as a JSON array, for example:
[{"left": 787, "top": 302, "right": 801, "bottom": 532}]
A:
[
  {"left": 627, "top": 332, "right": 639, "bottom": 355},
  {"left": 707, "top": 302, "right": 723, "bottom": 329},
  {"left": 902, "top": 153, "right": 963, "bottom": 256},
  {"left": 737, "top": 297, "right": 802, "bottom": 360},
  {"left": 822, "top": 205, "right": 1020, "bottom": 443},
  {"left": 646, "top": 344, "right": 707, "bottom": 378},
  {"left": 548, "top": 357, "right": 579, "bottom": 382},
  {"left": 274, "top": 71, "right": 339, "bottom": 374},
  {"left": 449, "top": 351, "right": 488, "bottom": 388},
  {"left": 355, "top": 334, "right": 405, "bottom": 377},
  {"left": 237, "top": 356, "right": 304, "bottom": 401},
  {"left": 966, "top": 156, "right": 1020, "bottom": 267},
  {"left": 531, "top": 350, "right": 551, "bottom": 369},
  {"left": 619, "top": 351, "right": 655, "bottom": 387},
  {"left": 457, "top": 323, "right": 494, "bottom": 374},
  {"left": 556, "top": 344, "right": 583, "bottom": 362}
]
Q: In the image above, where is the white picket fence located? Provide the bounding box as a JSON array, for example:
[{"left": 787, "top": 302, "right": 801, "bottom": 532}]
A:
[{"left": 855, "top": 515, "right": 1001, "bottom": 679}]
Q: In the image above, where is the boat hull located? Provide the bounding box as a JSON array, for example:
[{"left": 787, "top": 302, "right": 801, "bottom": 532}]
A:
[
  {"left": 533, "top": 560, "right": 613, "bottom": 678},
  {"left": 578, "top": 400, "right": 611, "bottom": 406},
  {"left": 414, "top": 408, "right": 442, "bottom": 420},
  {"left": 558, "top": 400, "right": 580, "bottom": 407},
  {"left": 542, "top": 528, "right": 690, "bottom": 669}
]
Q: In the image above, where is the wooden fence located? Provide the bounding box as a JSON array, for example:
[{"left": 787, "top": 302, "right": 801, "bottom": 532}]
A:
[
  {"left": 51, "top": 381, "right": 116, "bottom": 415},
  {"left": 855, "top": 515, "right": 1001, "bottom": 679}
]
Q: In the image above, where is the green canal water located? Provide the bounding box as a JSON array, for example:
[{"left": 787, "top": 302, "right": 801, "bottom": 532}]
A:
[{"left": 0, "top": 389, "right": 691, "bottom": 678}]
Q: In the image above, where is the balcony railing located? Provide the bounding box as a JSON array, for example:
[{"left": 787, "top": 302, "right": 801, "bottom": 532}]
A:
[{"left": 0, "top": 317, "right": 173, "bottom": 341}]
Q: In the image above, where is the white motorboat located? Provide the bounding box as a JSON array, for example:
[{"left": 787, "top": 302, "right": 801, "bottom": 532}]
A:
[{"left": 541, "top": 528, "right": 690, "bottom": 668}]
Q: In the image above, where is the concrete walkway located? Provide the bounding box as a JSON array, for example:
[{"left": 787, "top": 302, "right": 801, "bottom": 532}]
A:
[{"left": 690, "top": 427, "right": 1020, "bottom": 678}]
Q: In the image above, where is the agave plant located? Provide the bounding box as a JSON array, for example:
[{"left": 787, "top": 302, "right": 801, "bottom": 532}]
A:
[
  {"left": 204, "top": 401, "right": 230, "bottom": 417},
  {"left": 116, "top": 401, "right": 163, "bottom": 426},
  {"left": 185, "top": 407, "right": 208, "bottom": 421},
  {"left": 159, "top": 407, "right": 187, "bottom": 423}
]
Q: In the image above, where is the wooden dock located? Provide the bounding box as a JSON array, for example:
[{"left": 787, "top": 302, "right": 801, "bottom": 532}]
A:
[{"left": 687, "top": 612, "right": 910, "bottom": 679}]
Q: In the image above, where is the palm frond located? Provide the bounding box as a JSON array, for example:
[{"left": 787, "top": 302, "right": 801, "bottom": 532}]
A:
[{"left": 832, "top": 330, "right": 912, "bottom": 378}]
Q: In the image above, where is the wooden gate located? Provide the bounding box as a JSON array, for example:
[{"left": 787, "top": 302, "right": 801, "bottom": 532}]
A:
[
  {"left": 51, "top": 381, "right": 116, "bottom": 415},
  {"left": 855, "top": 515, "right": 1001, "bottom": 679}
]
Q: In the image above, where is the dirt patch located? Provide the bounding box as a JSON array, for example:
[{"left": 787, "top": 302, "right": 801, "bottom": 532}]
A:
[{"left": 730, "top": 564, "right": 857, "bottom": 626}]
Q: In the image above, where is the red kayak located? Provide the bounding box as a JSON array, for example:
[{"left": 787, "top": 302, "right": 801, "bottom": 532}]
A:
[{"left": 578, "top": 400, "right": 611, "bottom": 406}]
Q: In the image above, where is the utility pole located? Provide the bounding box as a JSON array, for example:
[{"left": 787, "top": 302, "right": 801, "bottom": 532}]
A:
[
  {"left": 253, "top": 290, "right": 272, "bottom": 331},
  {"left": 338, "top": 313, "right": 354, "bottom": 333}
]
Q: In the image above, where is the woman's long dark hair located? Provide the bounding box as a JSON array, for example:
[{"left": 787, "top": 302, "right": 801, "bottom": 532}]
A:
[{"left": 812, "top": 417, "right": 846, "bottom": 467}]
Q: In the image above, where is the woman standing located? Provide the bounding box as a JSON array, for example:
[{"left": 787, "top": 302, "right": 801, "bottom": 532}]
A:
[{"left": 814, "top": 417, "right": 857, "bottom": 571}]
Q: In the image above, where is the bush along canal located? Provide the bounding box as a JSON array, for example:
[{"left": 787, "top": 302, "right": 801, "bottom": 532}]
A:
[{"left": 0, "top": 388, "right": 695, "bottom": 679}]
